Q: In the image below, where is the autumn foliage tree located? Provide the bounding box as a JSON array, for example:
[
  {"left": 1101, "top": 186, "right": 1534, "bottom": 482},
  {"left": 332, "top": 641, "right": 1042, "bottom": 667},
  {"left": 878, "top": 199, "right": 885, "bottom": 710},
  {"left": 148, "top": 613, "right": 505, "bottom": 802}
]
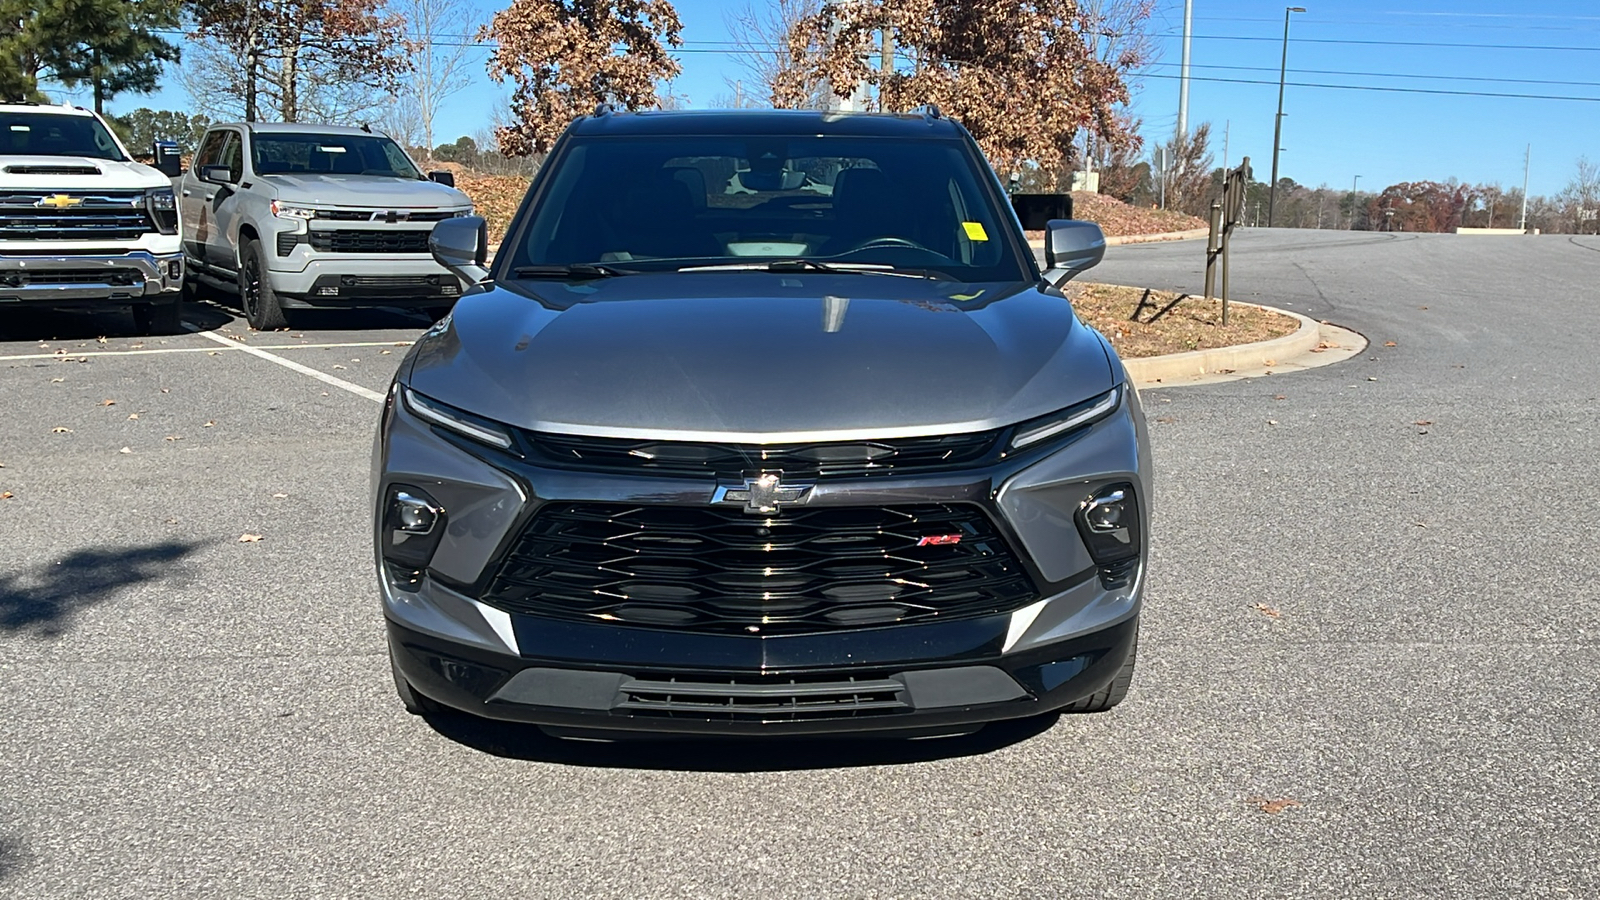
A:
[
  {"left": 775, "top": 0, "right": 1146, "bottom": 174},
  {"left": 1365, "top": 181, "right": 1472, "bottom": 233},
  {"left": 481, "top": 0, "right": 683, "bottom": 157}
]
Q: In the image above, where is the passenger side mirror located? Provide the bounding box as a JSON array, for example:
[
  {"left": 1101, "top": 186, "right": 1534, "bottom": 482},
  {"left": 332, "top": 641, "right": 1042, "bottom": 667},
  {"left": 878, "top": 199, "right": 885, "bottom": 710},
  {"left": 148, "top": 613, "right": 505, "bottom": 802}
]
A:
[
  {"left": 1042, "top": 219, "right": 1106, "bottom": 287},
  {"left": 152, "top": 140, "right": 182, "bottom": 178},
  {"left": 430, "top": 215, "right": 489, "bottom": 285},
  {"left": 428, "top": 170, "right": 456, "bottom": 187},
  {"left": 198, "top": 164, "right": 233, "bottom": 186}
]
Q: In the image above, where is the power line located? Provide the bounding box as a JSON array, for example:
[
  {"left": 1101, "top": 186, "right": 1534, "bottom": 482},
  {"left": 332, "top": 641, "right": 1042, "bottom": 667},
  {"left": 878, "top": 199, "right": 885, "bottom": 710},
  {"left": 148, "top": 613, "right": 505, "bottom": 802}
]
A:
[
  {"left": 1142, "top": 60, "right": 1600, "bottom": 91},
  {"left": 1137, "top": 70, "right": 1600, "bottom": 103}
]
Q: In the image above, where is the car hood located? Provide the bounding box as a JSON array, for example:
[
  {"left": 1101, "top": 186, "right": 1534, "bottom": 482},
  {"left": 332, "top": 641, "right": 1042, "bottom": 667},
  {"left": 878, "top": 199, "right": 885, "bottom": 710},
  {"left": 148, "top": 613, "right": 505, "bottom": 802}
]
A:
[
  {"left": 262, "top": 174, "right": 471, "bottom": 208},
  {"left": 405, "top": 273, "right": 1118, "bottom": 442},
  {"left": 0, "top": 155, "right": 169, "bottom": 190}
]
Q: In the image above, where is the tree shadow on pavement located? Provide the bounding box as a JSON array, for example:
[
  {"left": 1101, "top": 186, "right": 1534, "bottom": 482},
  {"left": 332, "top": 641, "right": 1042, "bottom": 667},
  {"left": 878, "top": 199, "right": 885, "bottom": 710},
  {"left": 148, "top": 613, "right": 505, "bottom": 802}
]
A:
[
  {"left": 424, "top": 711, "right": 1060, "bottom": 772},
  {"left": 0, "top": 541, "right": 197, "bottom": 638}
]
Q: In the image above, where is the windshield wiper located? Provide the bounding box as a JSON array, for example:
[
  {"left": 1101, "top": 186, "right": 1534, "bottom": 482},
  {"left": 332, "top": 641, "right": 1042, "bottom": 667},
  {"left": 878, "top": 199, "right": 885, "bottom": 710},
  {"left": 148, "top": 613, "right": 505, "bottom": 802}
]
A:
[
  {"left": 511, "top": 263, "right": 629, "bottom": 279},
  {"left": 675, "top": 260, "right": 942, "bottom": 278}
]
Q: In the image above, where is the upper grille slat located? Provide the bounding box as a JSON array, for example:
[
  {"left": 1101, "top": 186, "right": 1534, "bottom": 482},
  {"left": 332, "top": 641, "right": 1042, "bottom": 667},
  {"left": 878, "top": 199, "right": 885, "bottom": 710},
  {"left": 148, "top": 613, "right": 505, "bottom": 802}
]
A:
[
  {"left": 307, "top": 229, "right": 431, "bottom": 253},
  {"left": 522, "top": 431, "right": 1001, "bottom": 479},
  {"left": 481, "top": 502, "right": 1037, "bottom": 635},
  {"left": 0, "top": 191, "right": 150, "bottom": 241}
]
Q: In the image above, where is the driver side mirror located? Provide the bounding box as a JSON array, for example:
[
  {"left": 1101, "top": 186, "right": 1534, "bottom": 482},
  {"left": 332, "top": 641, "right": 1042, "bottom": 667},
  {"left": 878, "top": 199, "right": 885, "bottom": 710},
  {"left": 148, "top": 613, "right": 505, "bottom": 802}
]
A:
[
  {"left": 1042, "top": 219, "right": 1106, "bottom": 287},
  {"left": 152, "top": 140, "right": 182, "bottom": 178},
  {"left": 428, "top": 170, "right": 455, "bottom": 187},
  {"left": 430, "top": 215, "right": 489, "bottom": 285},
  {"left": 198, "top": 164, "right": 233, "bottom": 186}
]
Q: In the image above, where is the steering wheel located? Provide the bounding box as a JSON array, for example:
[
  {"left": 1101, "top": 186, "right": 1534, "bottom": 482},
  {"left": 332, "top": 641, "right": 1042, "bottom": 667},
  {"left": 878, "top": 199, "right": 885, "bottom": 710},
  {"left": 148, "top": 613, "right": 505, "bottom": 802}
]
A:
[{"left": 848, "top": 236, "right": 931, "bottom": 253}]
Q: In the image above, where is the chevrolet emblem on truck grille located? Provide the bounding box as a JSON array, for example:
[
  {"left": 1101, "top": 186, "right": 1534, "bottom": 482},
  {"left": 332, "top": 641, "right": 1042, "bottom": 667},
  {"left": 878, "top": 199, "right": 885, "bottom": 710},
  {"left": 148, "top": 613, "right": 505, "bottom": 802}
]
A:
[
  {"left": 712, "top": 473, "right": 813, "bottom": 514},
  {"left": 37, "top": 194, "right": 83, "bottom": 209}
]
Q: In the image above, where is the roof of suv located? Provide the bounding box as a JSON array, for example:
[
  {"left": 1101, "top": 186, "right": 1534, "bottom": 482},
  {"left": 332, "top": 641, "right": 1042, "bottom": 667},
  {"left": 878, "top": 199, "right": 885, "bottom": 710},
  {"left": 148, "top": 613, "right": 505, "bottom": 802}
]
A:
[
  {"left": 209, "top": 122, "right": 384, "bottom": 136},
  {"left": 568, "top": 108, "right": 966, "bottom": 139},
  {"left": 0, "top": 103, "right": 97, "bottom": 117}
]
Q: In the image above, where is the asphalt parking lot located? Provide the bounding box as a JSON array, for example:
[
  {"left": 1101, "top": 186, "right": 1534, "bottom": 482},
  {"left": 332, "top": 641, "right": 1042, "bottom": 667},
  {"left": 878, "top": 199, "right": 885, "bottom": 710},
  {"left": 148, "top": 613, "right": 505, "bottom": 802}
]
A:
[{"left": 3, "top": 230, "right": 1599, "bottom": 898}]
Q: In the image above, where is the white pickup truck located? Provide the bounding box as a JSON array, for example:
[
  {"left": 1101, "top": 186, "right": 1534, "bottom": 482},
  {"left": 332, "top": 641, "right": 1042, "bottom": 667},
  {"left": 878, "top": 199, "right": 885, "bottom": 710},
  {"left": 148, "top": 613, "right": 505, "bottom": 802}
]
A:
[{"left": 0, "top": 102, "right": 185, "bottom": 334}]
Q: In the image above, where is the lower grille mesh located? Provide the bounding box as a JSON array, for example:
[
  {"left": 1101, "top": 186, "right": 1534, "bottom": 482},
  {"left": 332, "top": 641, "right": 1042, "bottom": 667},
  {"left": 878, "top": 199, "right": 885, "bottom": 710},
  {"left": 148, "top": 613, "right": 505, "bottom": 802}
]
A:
[
  {"left": 481, "top": 502, "right": 1037, "bottom": 634},
  {"left": 617, "top": 674, "right": 909, "bottom": 720}
]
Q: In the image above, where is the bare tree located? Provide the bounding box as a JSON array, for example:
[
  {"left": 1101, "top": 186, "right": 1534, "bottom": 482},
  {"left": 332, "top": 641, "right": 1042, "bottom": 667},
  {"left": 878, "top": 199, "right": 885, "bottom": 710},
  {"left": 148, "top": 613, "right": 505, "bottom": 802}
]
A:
[
  {"left": 1559, "top": 156, "right": 1600, "bottom": 234},
  {"left": 393, "top": 0, "right": 476, "bottom": 160},
  {"left": 723, "top": 0, "right": 827, "bottom": 108},
  {"left": 1077, "top": 0, "right": 1157, "bottom": 168}
]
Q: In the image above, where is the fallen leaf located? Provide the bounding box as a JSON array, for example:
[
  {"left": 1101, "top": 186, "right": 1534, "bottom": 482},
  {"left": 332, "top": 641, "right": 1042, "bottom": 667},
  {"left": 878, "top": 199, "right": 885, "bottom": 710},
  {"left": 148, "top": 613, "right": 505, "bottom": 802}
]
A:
[
  {"left": 238, "top": 533, "right": 263, "bottom": 543},
  {"left": 161, "top": 388, "right": 170, "bottom": 393},
  {"left": 227, "top": 334, "right": 246, "bottom": 342},
  {"left": 332, "top": 364, "right": 346, "bottom": 370},
  {"left": 203, "top": 420, "right": 215, "bottom": 427},
  {"left": 1367, "top": 377, "right": 1378, "bottom": 382},
  {"left": 127, "top": 413, "right": 139, "bottom": 420},
  {"left": 95, "top": 336, "right": 107, "bottom": 343},
  {"left": 1253, "top": 603, "right": 1281, "bottom": 618},
  {"left": 350, "top": 358, "right": 360, "bottom": 363},
  {"left": 292, "top": 333, "right": 305, "bottom": 338},
  {"left": 1154, "top": 416, "right": 1176, "bottom": 424},
  {"left": 1414, "top": 420, "right": 1433, "bottom": 426},
  {"left": 51, "top": 426, "right": 72, "bottom": 433},
  {"left": 1309, "top": 347, "right": 1326, "bottom": 353},
  {"left": 1315, "top": 340, "right": 1338, "bottom": 349},
  {"left": 394, "top": 341, "right": 412, "bottom": 347},
  {"left": 53, "top": 349, "right": 67, "bottom": 356},
  {"left": 207, "top": 351, "right": 219, "bottom": 356},
  {"left": 1274, "top": 394, "right": 1286, "bottom": 400},
  {"left": 164, "top": 435, "right": 182, "bottom": 442},
  {"left": 1266, "top": 419, "right": 1279, "bottom": 425},
  {"left": 1, "top": 491, "right": 13, "bottom": 499},
  {"left": 380, "top": 349, "right": 392, "bottom": 355},
  {"left": 1413, "top": 521, "right": 1428, "bottom": 528},
  {"left": 271, "top": 492, "right": 288, "bottom": 499},
  {"left": 1248, "top": 797, "right": 1302, "bottom": 815},
  {"left": 1384, "top": 341, "right": 1397, "bottom": 347},
  {"left": 130, "top": 343, "right": 144, "bottom": 349},
  {"left": 119, "top": 447, "right": 132, "bottom": 454},
  {"left": 50, "top": 378, "right": 64, "bottom": 383},
  {"left": 99, "top": 399, "right": 116, "bottom": 406},
  {"left": 1420, "top": 306, "right": 1428, "bottom": 310},
  {"left": 1263, "top": 359, "right": 1276, "bottom": 367}
]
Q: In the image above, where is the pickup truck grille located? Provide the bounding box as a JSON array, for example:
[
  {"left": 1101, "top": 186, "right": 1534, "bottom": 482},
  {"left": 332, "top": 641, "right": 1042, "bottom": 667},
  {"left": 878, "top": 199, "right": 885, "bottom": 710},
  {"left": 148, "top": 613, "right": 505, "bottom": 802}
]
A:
[
  {"left": 0, "top": 191, "right": 151, "bottom": 241},
  {"left": 0, "top": 267, "right": 144, "bottom": 286},
  {"left": 481, "top": 502, "right": 1038, "bottom": 635},
  {"left": 308, "top": 229, "right": 431, "bottom": 253},
  {"left": 313, "top": 209, "right": 458, "bottom": 223}
]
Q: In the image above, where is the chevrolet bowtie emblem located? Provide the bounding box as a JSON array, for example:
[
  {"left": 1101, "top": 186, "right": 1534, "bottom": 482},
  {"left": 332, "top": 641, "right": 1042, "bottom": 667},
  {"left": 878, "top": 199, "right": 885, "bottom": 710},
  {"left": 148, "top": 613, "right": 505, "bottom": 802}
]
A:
[
  {"left": 713, "top": 473, "right": 813, "bottom": 514},
  {"left": 37, "top": 194, "right": 83, "bottom": 209}
]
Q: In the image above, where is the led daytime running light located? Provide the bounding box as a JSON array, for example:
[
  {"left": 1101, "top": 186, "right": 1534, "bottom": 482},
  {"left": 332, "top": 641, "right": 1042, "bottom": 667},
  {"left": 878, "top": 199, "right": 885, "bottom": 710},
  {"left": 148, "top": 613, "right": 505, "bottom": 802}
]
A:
[
  {"left": 1011, "top": 386, "right": 1122, "bottom": 449},
  {"left": 403, "top": 387, "right": 514, "bottom": 449}
]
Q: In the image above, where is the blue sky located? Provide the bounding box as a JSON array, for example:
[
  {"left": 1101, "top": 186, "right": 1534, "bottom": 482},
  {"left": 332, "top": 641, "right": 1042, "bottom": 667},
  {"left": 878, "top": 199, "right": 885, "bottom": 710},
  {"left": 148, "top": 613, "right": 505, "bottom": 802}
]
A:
[{"left": 80, "top": 0, "right": 1600, "bottom": 197}]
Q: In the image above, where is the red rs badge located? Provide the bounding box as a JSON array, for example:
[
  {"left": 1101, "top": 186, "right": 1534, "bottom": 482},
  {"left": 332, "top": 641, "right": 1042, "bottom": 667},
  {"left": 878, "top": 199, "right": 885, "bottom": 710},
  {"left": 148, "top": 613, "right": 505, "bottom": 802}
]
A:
[{"left": 917, "top": 534, "right": 962, "bottom": 546}]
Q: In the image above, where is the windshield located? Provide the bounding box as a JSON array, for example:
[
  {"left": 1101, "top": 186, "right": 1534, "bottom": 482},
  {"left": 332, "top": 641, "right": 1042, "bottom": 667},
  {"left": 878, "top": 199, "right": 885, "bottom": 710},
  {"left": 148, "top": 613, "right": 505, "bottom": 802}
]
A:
[
  {"left": 507, "top": 135, "right": 1027, "bottom": 282},
  {"left": 0, "top": 112, "right": 126, "bottom": 160},
  {"left": 251, "top": 133, "right": 421, "bottom": 179}
]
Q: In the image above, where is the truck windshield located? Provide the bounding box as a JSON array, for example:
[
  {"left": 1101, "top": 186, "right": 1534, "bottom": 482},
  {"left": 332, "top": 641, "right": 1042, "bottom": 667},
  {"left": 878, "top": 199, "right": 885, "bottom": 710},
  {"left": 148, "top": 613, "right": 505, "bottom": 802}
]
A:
[
  {"left": 0, "top": 112, "right": 126, "bottom": 160},
  {"left": 252, "top": 133, "right": 421, "bottom": 179},
  {"left": 506, "top": 135, "right": 1028, "bottom": 283}
]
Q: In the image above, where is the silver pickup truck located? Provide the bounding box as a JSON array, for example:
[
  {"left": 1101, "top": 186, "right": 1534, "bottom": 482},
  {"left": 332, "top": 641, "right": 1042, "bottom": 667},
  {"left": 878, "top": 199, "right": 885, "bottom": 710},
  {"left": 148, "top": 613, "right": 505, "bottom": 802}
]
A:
[{"left": 179, "top": 122, "right": 474, "bottom": 329}]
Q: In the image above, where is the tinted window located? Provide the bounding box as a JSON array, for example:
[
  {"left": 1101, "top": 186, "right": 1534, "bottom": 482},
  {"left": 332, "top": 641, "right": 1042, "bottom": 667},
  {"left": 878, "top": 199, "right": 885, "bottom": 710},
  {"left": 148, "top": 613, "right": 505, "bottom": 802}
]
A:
[
  {"left": 194, "top": 130, "right": 227, "bottom": 170},
  {"left": 219, "top": 133, "right": 243, "bottom": 181},
  {"left": 509, "top": 135, "right": 1026, "bottom": 282},
  {"left": 251, "top": 133, "right": 421, "bottom": 178},
  {"left": 0, "top": 112, "right": 125, "bottom": 160}
]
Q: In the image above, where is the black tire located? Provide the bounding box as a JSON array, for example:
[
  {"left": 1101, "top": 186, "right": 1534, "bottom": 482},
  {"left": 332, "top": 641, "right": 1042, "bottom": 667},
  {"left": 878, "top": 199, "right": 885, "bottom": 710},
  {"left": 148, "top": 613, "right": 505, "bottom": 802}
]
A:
[
  {"left": 133, "top": 295, "right": 183, "bottom": 336},
  {"left": 389, "top": 644, "right": 443, "bottom": 716},
  {"left": 238, "top": 238, "right": 288, "bottom": 331},
  {"left": 1061, "top": 624, "right": 1138, "bottom": 713}
]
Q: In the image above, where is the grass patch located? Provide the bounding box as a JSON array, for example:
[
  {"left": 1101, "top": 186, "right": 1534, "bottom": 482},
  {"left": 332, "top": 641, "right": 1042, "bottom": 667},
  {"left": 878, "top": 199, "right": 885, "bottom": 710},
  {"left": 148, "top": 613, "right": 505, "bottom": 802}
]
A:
[{"left": 1069, "top": 283, "right": 1301, "bottom": 359}]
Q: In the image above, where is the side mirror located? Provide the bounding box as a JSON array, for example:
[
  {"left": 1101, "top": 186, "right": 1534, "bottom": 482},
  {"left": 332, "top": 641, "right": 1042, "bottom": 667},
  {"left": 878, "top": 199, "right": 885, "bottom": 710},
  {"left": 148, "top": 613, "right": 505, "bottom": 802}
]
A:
[
  {"left": 430, "top": 215, "right": 489, "bottom": 284},
  {"left": 152, "top": 140, "right": 182, "bottom": 177},
  {"left": 1042, "top": 219, "right": 1106, "bottom": 287},
  {"left": 428, "top": 170, "right": 455, "bottom": 187},
  {"left": 198, "top": 164, "right": 233, "bottom": 186}
]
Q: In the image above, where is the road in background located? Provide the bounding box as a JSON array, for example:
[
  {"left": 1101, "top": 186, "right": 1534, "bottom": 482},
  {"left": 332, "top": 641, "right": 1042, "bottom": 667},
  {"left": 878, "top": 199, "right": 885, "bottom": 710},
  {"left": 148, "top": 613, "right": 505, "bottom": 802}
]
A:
[{"left": 3, "top": 233, "right": 1599, "bottom": 897}]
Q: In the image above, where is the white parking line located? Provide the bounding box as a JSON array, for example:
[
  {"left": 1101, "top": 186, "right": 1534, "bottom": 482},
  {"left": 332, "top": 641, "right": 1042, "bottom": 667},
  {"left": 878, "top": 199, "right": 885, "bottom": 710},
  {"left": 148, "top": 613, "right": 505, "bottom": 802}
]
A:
[
  {"left": 186, "top": 325, "right": 388, "bottom": 403},
  {"left": 0, "top": 339, "right": 414, "bottom": 362}
]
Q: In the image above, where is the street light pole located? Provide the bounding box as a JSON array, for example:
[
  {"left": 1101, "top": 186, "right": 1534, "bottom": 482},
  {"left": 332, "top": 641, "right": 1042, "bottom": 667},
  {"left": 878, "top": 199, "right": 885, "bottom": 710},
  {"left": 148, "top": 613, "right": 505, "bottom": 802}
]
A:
[
  {"left": 1267, "top": 6, "right": 1306, "bottom": 229},
  {"left": 1177, "top": 0, "right": 1193, "bottom": 141},
  {"left": 1350, "top": 174, "right": 1360, "bottom": 229}
]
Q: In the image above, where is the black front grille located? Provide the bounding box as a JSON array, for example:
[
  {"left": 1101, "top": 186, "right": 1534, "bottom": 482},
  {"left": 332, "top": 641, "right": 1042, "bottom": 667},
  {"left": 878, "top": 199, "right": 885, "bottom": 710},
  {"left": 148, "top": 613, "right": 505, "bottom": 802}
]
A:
[
  {"left": 524, "top": 431, "right": 1001, "bottom": 479},
  {"left": 307, "top": 228, "right": 430, "bottom": 253},
  {"left": 0, "top": 191, "right": 150, "bottom": 241},
  {"left": 343, "top": 274, "right": 438, "bottom": 287},
  {"left": 1, "top": 267, "right": 143, "bottom": 286},
  {"left": 617, "top": 674, "right": 909, "bottom": 720},
  {"left": 482, "top": 503, "right": 1037, "bottom": 634}
]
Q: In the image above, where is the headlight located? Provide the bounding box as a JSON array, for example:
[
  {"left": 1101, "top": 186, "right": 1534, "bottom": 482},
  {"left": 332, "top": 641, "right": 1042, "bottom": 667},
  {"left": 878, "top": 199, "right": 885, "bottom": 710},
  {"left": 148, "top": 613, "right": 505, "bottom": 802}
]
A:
[
  {"left": 271, "top": 200, "right": 316, "bottom": 220},
  {"left": 402, "top": 387, "right": 514, "bottom": 450},
  {"left": 1009, "top": 385, "right": 1122, "bottom": 449},
  {"left": 145, "top": 188, "right": 178, "bottom": 235},
  {"left": 453, "top": 207, "right": 475, "bottom": 218}
]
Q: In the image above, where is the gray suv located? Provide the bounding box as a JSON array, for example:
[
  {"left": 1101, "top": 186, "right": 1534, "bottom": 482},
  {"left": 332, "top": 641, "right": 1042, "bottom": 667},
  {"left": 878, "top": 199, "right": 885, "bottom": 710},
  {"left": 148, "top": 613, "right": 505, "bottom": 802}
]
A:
[
  {"left": 179, "top": 123, "right": 474, "bottom": 329},
  {"left": 375, "top": 109, "right": 1150, "bottom": 739}
]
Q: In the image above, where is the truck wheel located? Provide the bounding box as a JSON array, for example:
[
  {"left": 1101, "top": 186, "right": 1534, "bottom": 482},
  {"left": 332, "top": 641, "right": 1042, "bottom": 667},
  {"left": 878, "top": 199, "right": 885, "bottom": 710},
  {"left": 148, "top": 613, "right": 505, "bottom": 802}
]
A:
[
  {"left": 1061, "top": 624, "right": 1138, "bottom": 713},
  {"left": 238, "top": 238, "right": 288, "bottom": 331},
  {"left": 133, "top": 295, "right": 184, "bottom": 336}
]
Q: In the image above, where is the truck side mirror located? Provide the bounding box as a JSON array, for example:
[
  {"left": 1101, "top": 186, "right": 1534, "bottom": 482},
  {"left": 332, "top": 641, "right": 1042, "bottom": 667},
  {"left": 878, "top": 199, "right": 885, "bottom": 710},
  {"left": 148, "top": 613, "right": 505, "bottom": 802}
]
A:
[
  {"left": 198, "top": 164, "right": 233, "bottom": 186},
  {"left": 152, "top": 140, "right": 182, "bottom": 177},
  {"left": 430, "top": 215, "right": 489, "bottom": 285},
  {"left": 1041, "top": 219, "right": 1106, "bottom": 287},
  {"left": 429, "top": 170, "right": 455, "bottom": 187}
]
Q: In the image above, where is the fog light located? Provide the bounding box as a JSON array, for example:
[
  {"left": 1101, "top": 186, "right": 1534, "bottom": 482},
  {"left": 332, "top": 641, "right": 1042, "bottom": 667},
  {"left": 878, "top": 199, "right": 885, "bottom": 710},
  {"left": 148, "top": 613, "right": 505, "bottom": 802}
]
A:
[
  {"left": 167, "top": 260, "right": 182, "bottom": 279},
  {"left": 382, "top": 485, "right": 445, "bottom": 570},
  {"left": 1075, "top": 483, "right": 1141, "bottom": 566}
]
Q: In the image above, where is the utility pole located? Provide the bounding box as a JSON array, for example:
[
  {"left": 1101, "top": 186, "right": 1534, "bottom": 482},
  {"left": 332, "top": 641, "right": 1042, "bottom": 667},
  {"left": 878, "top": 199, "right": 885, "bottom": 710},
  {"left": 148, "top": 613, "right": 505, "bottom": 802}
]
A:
[
  {"left": 1520, "top": 144, "right": 1531, "bottom": 232},
  {"left": 880, "top": 28, "right": 893, "bottom": 110},
  {"left": 1350, "top": 174, "right": 1360, "bottom": 229},
  {"left": 1177, "top": 0, "right": 1193, "bottom": 141},
  {"left": 1222, "top": 120, "right": 1230, "bottom": 171},
  {"left": 1267, "top": 6, "right": 1306, "bottom": 228}
]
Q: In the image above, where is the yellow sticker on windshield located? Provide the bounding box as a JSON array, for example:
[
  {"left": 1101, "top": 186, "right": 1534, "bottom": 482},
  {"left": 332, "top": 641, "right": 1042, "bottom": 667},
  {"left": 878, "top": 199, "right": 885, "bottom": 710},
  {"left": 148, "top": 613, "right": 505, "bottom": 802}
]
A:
[{"left": 962, "top": 221, "right": 989, "bottom": 241}]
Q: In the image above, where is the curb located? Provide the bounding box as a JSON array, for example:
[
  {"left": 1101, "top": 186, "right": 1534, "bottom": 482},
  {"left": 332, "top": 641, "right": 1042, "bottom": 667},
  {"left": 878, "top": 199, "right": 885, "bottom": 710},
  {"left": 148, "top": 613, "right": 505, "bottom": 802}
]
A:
[
  {"left": 1122, "top": 302, "right": 1329, "bottom": 386},
  {"left": 1029, "top": 227, "right": 1209, "bottom": 250}
]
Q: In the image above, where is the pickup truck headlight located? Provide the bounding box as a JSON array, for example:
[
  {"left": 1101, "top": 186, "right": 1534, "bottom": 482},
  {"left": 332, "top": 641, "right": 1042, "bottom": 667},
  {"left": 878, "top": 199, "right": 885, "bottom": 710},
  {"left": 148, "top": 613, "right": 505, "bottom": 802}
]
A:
[
  {"left": 145, "top": 188, "right": 178, "bottom": 235},
  {"left": 271, "top": 201, "right": 317, "bottom": 220}
]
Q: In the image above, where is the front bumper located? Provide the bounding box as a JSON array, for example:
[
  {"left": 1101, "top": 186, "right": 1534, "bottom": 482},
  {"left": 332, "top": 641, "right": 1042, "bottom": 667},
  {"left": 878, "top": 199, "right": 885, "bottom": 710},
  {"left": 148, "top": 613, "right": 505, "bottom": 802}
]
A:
[{"left": 0, "top": 249, "right": 183, "bottom": 304}]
